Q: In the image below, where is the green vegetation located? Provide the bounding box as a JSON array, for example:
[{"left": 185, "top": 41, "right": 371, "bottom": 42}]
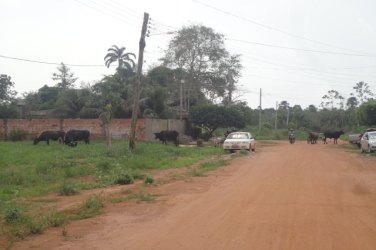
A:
[
  {"left": 188, "top": 159, "right": 228, "bottom": 177},
  {"left": 0, "top": 140, "right": 224, "bottom": 240}
]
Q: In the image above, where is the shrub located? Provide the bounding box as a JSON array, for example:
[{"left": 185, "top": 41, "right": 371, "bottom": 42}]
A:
[
  {"left": 26, "top": 216, "right": 48, "bottom": 234},
  {"left": 114, "top": 172, "right": 134, "bottom": 185},
  {"left": 9, "top": 129, "right": 28, "bottom": 141},
  {"left": 144, "top": 175, "right": 154, "bottom": 185},
  {"left": 4, "top": 205, "right": 23, "bottom": 223},
  {"left": 48, "top": 211, "right": 67, "bottom": 227},
  {"left": 58, "top": 183, "right": 78, "bottom": 196}
]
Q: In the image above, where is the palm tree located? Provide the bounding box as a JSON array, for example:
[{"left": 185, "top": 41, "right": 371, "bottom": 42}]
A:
[{"left": 104, "top": 45, "right": 136, "bottom": 71}]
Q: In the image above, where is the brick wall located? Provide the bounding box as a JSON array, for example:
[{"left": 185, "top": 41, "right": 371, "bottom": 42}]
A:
[
  {"left": 0, "top": 118, "right": 185, "bottom": 141},
  {"left": 0, "top": 118, "right": 146, "bottom": 141}
]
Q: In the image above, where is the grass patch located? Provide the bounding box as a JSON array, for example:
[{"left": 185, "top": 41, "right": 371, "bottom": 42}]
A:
[
  {"left": 0, "top": 140, "right": 224, "bottom": 241},
  {"left": 188, "top": 159, "right": 228, "bottom": 177},
  {"left": 58, "top": 183, "right": 78, "bottom": 196},
  {"left": 110, "top": 191, "right": 158, "bottom": 203},
  {"left": 127, "top": 192, "right": 158, "bottom": 202},
  {"left": 70, "top": 195, "right": 104, "bottom": 220}
]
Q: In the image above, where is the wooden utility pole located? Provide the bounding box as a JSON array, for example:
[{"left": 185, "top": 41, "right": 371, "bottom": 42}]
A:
[
  {"left": 275, "top": 101, "right": 279, "bottom": 130},
  {"left": 129, "top": 12, "right": 149, "bottom": 150},
  {"left": 180, "top": 79, "right": 184, "bottom": 120},
  {"left": 258, "top": 88, "right": 262, "bottom": 131}
]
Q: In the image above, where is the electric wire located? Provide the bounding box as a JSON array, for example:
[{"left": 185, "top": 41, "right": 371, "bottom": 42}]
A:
[
  {"left": 0, "top": 54, "right": 108, "bottom": 67},
  {"left": 191, "top": 0, "right": 365, "bottom": 53}
]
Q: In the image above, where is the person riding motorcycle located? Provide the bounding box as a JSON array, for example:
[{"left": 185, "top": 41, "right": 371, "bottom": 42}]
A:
[{"left": 288, "top": 128, "right": 295, "bottom": 143}]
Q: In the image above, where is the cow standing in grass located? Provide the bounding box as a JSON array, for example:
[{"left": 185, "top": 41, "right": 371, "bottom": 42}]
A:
[
  {"left": 154, "top": 130, "right": 179, "bottom": 146},
  {"left": 33, "top": 131, "right": 65, "bottom": 145},
  {"left": 64, "top": 129, "right": 90, "bottom": 146},
  {"left": 323, "top": 130, "right": 344, "bottom": 144}
]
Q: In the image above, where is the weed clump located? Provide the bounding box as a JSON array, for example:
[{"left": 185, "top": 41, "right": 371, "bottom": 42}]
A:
[
  {"left": 114, "top": 172, "right": 134, "bottom": 185},
  {"left": 144, "top": 175, "right": 154, "bottom": 185},
  {"left": 4, "top": 205, "right": 23, "bottom": 223},
  {"left": 58, "top": 183, "right": 78, "bottom": 196}
]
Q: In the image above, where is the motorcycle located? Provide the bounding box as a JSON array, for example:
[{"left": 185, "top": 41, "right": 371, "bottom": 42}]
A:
[{"left": 289, "top": 133, "right": 296, "bottom": 144}]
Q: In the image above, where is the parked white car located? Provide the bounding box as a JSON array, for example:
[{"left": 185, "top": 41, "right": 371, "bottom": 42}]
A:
[
  {"left": 360, "top": 131, "right": 376, "bottom": 153},
  {"left": 223, "top": 132, "right": 255, "bottom": 152}
]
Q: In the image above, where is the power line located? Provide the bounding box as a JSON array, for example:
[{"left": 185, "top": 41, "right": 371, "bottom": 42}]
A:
[
  {"left": 73, "top": 0, "right": 140, "bottom": 28},
  {"left": 0, "top": 54, "right": 107, "bottom": 67},
  {"left": 86, "top": 0, "right": 141, "bottom": 24},
  {"left": 191, "top": 0, "right": 362, "bottom": 52},
  {"left": 226, "top": 38, "right": 376, "bottom": 58}
]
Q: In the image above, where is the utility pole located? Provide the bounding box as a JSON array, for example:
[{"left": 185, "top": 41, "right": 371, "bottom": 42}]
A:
[
  {"left": 180, "top": 79, "right": 184, "bottom": 120},
  {"left": 258, "top": 88, "right": 262, "bottom": 131},
  {"left": 286, "top": 105, "right": 290, "bottom": 127},
  {"left": 129, "top": 12, "right": 149, "bottom": 150},
  {"left": 274, "top": 101, "right": 279, "bottom": 130}
]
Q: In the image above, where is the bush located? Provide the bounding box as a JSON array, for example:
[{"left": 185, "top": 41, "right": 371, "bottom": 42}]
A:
[
  {"left": 58, "top": 183, "right": 78, "bottom": 196},
  {"left": 144, "top": 175, "right": 154, "bottom": 185},
  {"left": 9, "top": 129, "right": 28, "bottom": 141},
  {"left": 4, "top": 205, "right": 23, "bottom": 223},
  {"left": 114, "top": 172, "right": 134, "bottom": 185},
  {"left": 26, "top": 216, "right": 48, "bottom": 234}
]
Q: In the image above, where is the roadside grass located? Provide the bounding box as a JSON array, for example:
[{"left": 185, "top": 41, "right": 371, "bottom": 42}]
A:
[
  {"left": 336, "top": 143, "right": 376, "bottom": 156},
  {"left": 110, "top": 191, "right": 159, "bottom": 204},
  {"left": 187, "top": 159, "right": 229, "bottom": 177},
  {"left": 0, "top": 140, "right": 224, "bottom": 240}
]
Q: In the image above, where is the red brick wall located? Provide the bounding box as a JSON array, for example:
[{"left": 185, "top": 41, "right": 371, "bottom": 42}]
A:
[{"left": 0, "top": 118, "right": 146, "bottom": 141}]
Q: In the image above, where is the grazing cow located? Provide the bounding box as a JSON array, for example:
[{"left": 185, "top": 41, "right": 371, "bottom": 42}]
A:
[
  {"left": 154, "top": 130, "right": 179, "bottom": 146},
  {"left": 33, "top": 131, "right": 65, "bottom": 145},
  {"left": 323, "top": 130, "right": 344, "bottom": 144},
  {"left": 307, "top": 132, "right": 319, "bottom": 144},
  {"left": 64, "top": 129, "right": 90, "bottom": 146}
]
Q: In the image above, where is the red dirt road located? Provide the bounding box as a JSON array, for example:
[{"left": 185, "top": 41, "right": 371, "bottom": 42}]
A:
[{"left": 15, "top": 141, "right": 376, "bottom": 250}]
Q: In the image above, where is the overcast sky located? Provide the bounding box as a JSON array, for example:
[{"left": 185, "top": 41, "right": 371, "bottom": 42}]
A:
[{"left": 1, "top": 0, "right": 375, "bottom": 109}]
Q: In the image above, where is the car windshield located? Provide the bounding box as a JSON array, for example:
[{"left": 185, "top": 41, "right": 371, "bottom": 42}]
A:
[
  {"left": 368, "top": 132, "right": 376, "bottom": 139},
  {"left": 227, "top": 133, "right": 249, "bottom": 139}
]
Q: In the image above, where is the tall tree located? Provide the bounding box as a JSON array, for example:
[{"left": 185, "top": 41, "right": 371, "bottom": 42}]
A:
[
  {"left": 346, "top": 96, "right": 359, "bottom": 109},
  {"left": 162, "top": 25, "right": 241, "bottom": 110},
  {"left": 52, "top": 63, "right": 78, "bottom": 89},
  {"left": 104, "top": 45, "right": 136, "bottom": 72},
  {"left": 357, "top": 100, "right": 376, "bottom": 126},
  {"left": 0, "top": 74, "right": 16, "bottom": 104},
  {"left": 352, "top": 81, "right": 374, "bottom": 105},
  {"left": 320, "top": 90, "right": 344, "bottom": 110},
  {"left": 218, "top": 54, "right": 242, "bottom": 105}
]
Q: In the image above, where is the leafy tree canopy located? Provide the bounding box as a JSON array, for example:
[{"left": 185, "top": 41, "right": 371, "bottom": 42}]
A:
[
  {"left": 52, "top": 63, "right": 78, "bottom": 89},
  {"left": 162, "top": 24, "right": 242, "bottom": 107},
  {"left": 357, "top": 100, "right": 376, "bottom": 126},
  {"left": 189, "top": 105, "right": 246, "bottom": 137},
  {"left": 0, "top": 74, "right": 16, "bottom": 104},
  {"left": 104, "top": 45, "right": 136, "bottom": 72}
]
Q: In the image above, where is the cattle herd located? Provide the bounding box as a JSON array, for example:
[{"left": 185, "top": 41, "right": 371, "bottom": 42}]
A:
[
  {"left": 33, "top": 128, "right": 346, "bottom": 147},
  {"left": 33, "top": 129, "right": 90, "bottom": 147},
  {"left": 306, "top": 130, "right": 344, "bottom": 144}
]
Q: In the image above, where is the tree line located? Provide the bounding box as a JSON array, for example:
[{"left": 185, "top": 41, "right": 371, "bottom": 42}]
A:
[{"left": 1, "top": 24, "right": 375, "bottom": 136}]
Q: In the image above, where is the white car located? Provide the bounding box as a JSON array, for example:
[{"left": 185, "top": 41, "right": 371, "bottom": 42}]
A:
[
  {"left": 360, "top": 131, "right": 376, "bottom": 153},
  {"left": 223, "top": 132, "right": 255, "bottom": 152}
]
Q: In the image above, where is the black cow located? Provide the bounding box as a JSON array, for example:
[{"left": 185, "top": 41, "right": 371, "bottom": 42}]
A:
[
  {"left": 154, "top": 130, "right": 179, "bottom": 146},
  {"left": 64, "top": 129, "right": 90, "bottom": 146},
  {"left": 33, "top": 130, "right": 65, "bottom": 145},
  {"left": 323, "top": 130, "right": 344, "bottom": 144},
  {"left": 307, "top": 132, "right": 319, "bottom": 144}
]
